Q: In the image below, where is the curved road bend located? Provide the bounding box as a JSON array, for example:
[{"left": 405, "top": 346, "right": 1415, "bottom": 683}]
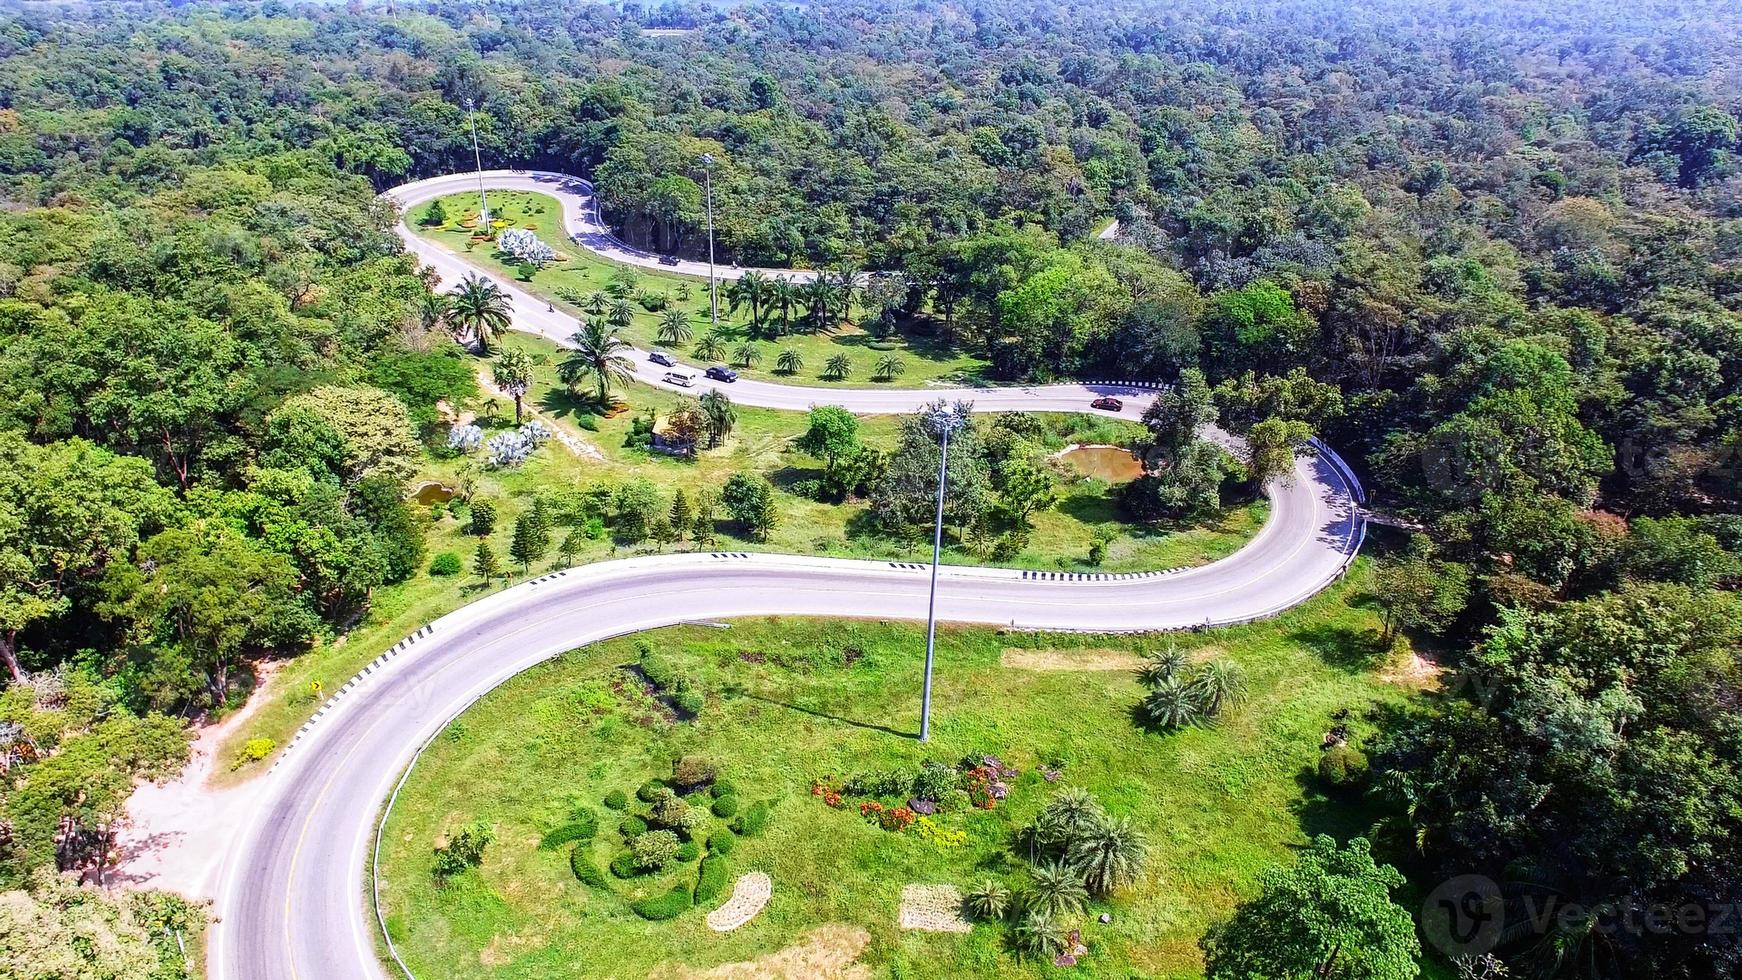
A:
[{"left": 208, "top": 172, "right": 1367, "bottom": 980}]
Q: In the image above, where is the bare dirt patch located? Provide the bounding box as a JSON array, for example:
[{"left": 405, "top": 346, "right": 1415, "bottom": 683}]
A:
[
  {"left": 1001, "top": 647, "right": 1145, "bottom": 672},
  {"left": 1381, "top": 651, "right": 1445, "bottom": 691},
  {"left": 660, "top": 924, "right": 872, "bottom": 980}
]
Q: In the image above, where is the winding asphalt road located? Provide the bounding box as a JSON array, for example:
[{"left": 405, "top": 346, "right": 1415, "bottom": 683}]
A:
[{"left": 208, "top": 172, "right": 1367, "bottom": 980}]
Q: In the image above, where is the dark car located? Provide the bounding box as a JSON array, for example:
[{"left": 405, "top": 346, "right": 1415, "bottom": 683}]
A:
[
  {"left": 658, "top": 254, "right": 680, "bottom": 266},
  {"left": 1090, "top": 396, "right": 1124, "bottom": 412},
  {"left": 705, "top": 365, "right": 739, "bottom": 383},
  {"left": 649, "top": 351, "right": 675, "bottom": 367}
]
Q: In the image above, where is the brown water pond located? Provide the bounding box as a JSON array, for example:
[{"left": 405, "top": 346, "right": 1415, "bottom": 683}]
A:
[
  {"left": 410, "top": 481, "right": 458, "bottom": 504},
  {"left": 1057, "top": 445, "right": 1144, "bottom": 483}
]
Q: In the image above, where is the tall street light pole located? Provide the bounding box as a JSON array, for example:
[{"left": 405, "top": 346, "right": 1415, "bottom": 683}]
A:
[
  {"left": 702, "top": 152, "right": 718, "bottom": 331},
  {"left": 465, "top": 98, "right": 490, "bottom": 232},
  {"left": 918, "top": 405, "right": 967, "bottom": 742}
]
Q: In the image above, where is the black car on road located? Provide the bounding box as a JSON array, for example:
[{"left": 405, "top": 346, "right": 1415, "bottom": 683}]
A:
[{"left": 705, "top": 365, "right": 738, "bottom": 383}]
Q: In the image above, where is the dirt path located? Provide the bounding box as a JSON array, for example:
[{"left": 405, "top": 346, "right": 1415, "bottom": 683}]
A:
[{"left": 109, "top": 663, "right": 283, "bottom": 899}]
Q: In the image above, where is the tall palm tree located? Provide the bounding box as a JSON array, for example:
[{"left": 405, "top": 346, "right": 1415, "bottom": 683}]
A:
[
  {"left": 829, "top": 262, "right": 862, "bottom": 321},
  {"left": 801, "top": 277, "right": 843, "bottom": 331},
  {"left": 1067, "top": 814, "right": 1147, "bottom": 895},
  {"left": 822, "top": 352, "right": 852, "bottom": 380},
  {"left": 1024, "top": 860, "right": 1088, "bottom": 918},
  {"left": 699, "top": 389, "right": 736, "bottom": 448},
  {"left": 693, "top": 331, "right": 728, "bottom": 363},
  {"left": 733, "top": 341, "right": 762, "bottom": 369},
  {"left": 725, "top": 270, "right": 771, "bottom": 335},
  {"left": 492, "top": 348, "right": 534, "bottom": 425},
  {"left": 608, "top": 297, "right": 636, "bottom": 328},
  {"left": 770, "top": 279, "right": 799, "bottom": 336},
  {"left": 774, "top": 347, "right": 803, "bottom": 375},
  {"left": 1191, "top": 660, "right": 1247, "bottom": 718},
  {"left": 656, "top": 307, "right": 695, "bottom": 347},
  {"left": 446, "top": 273, "right": 512, "bottom": 354},
  {"left": 582, "top": 291, "right": 610, "bottom": 317},
  {"left": 1139, "top": 675, "right": 1204, "bottom": 730},
  {"left": 873, "top": 354, "right": 905, "bottom": 382},
  {"left": 559, "top": 318, "right": 636, "bottom": 405}
]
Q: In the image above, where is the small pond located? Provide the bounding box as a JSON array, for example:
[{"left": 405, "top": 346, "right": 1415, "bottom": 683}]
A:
[
  {"left": 1058, "top": 445, "right": 1144, "bottom": 483},
  {"left": 410, "top": 481, "right": 458, "bottom": 505}
]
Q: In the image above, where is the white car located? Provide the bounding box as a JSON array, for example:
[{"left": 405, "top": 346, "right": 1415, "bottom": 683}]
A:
[{"left": 663, "top": 371, "right": 696, "bottom": 387}]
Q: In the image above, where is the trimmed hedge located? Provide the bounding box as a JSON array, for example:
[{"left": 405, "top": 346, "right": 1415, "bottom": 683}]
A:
[
  {"left": 609, "top": 852, "right": 638, "bottom": 879},
  {"left": 630, "top": 884, "right": 694, "bottom": 921},
  {"left": 619, "top": 814, "right": 648, "bottom": 837},
  {"left": 636, "top": 780, "right": 665, "bottom": 803},
  {"left": 710, "top": 780, "right": 737, "bottom": 799},
  {"left": 708, "top": 829, "right": 736, "bottom": 855},
  {"left": 694, "top": 854, "right": 729, "bottom": 904},
  {"left": 710, "top": 794, "right": 740, "bottom": 819},
  {"left": 731, "top": 800, "right": 770, "bottom": 837},
  {"left": 676, "top": 839, "right": 702, "bottom": 863},
  {"left": 538, "top": 808, "right": 597, "bottom": 850},
  {"left": 604, "top": 789, "right": 628, "bottom": 810},
  {"left": 569, "top": 846, "right": 608, "bottom": 888}
]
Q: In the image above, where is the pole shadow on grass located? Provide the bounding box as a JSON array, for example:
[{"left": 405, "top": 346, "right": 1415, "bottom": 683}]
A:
[{"left": 739, "top": 691, "right": 915, "bottom": 739}]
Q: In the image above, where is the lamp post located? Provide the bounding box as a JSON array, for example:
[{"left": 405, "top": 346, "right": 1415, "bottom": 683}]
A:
[
  {"left": 465, "top": 98, "right": 490, "bottom": 232},
  {"left": 918, "top": 404, "right": 969, "bottom": 742},
  {"left": 702, "top": 152, "right": 718, "bottom": 330}
]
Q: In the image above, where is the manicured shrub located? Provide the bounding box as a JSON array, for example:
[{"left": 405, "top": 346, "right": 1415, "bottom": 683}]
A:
[
  {"left": 732, "top": 800, "right": 770, "bottom": 837},
  {"left": 710, "top": 795, "right": 740, "bottom": 819},
  {"left": 604, "top": 789, "right": 628, "bottom": 810},
  {"left": 427, "top": 552, "right": 462, "bottom": 576},
  {"left": 630, "top": 884, "right": 693, "bottom": 921},
  {"left": 569, "top": 847, "right": 608, "bottom": 888},
  {"left": 673, "top": 686, "right": 705, "bottom": 715},
  {"left": 631, "top": 829, "right": 680, "bottom": 870},
  {"left": 538, "top": 808, "right": 597, "bottom": 850},
  {"left": 672, "top": 755, "right": 718, "bottom": 788},
  {"left": 707, "top": 829, "right": 736, "bottom": 855},
  {"left": 1318, "top": 744, "right": 1371, "bottom": 789},
  {"left": 694, "top": 855, "right": 729, "bottom": 904},
  {"left": 913, "top": 761, "right": 960, "bottom": 802},
  {"left": 676, "top": 839, "right": 702, "bottom": 862},
  {"left": 636, "top": 780, "right": 666, "bottom": 803},
  {"left": 619, "top": 815, "right": 648, "bottom": 837},
  {"left": 711, "top": 780, "right": 737, "bottom": 799},
  {"left": 638, "top": 648, "right": 679, "bottom": 691},
  {"left": 609, "top": 851, "right": 638, "bottom": 879}
]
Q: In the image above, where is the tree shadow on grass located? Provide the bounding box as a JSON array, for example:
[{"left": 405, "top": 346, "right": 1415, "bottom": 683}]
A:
[
  {"left": 1290, "top": 767, "right": 1379, "bottom": 844},
  {"left": 738, "top": 691, "right": 915, "bottom": 740},
  {"left": 535, "top": 388, "right": 611, "bottom": 426},
  {"left": 1287, "top": 623, "right": 1392, "bottom": 673}
]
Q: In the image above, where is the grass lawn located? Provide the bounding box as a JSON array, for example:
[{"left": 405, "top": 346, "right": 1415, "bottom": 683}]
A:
[
  {"left": 213, "top": 333, "right": 1259, "bottom": 781},
  {"left": 375, "top": 569, "right": 1426, "bottom": 978},
  {"left": 410, "top": 190, "right": 992, "bottom": 388}
]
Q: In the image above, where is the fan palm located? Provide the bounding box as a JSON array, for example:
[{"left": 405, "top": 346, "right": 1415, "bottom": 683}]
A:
[
  {"left": 1191, "top": 660, "right": 1248, "bottom": 718},
  {"left": 607, "top": 297, "right": 636, "bottom": 328},
  {"left": 775, "top": 347, "right": 803, "bottom": 375},
  {"left": 656, "top": 308, "right": 695, "bottom": 347},
  {"left": 1024, "top": 861, "right": 1088, "bottom": 918},
  {"left": 873, "top": 354, "right": 905, "bottom": 382},
  {"left": 445, "top": 273, "right": 512, "bottom": 354},
  {"left": 822, "top": 352, "right": 852, "bottom": 380},
  {"left": 965, "top": 879, "right": 1013, "bottom": 921},
  {"left": 1139, "top": 675, "right": 1205, "bottom": 730},
  {"left": 733, "top": 342, "right": 762, "bottom": 368},
  {"left": 699, "top": 389, "right": 736, "bottom": 448},
  {"left": 693, "top": 331, "right": 728, "bottom": 363},
  {"left": 1136, "top": 646, "right": 1188, "bottom": 687},
  {"left": 582, "top": 291, "right": 610, "bottom": 317},
  {"left": 491, "top": 348, "right": 534, "bottom": 425},
  {"left": 559, "top": 318, "right": 636, "bottom": 405},
  {"left": 1014, "top": 909, "right": 1068, "bottom": 958},
  {"left": 1067, "top": 814, "right": 1148, "bottom": 895}
]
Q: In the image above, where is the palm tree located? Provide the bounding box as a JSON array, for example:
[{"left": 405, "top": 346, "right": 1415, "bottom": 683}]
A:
[
  {"left": 1139, "top": 675, "right": 1204, "bottom": 730},
  {"left": 699, "top": 389, "right": 736, "bottom": 448},
  {"left": 822, "top": 352, "right": 852, "bottom": 381},
  {"left": 873, "top": 354, "right": 905, "bottom": 382},
  {"left": 1014, "top": 909, "right": 1068, "bottom": 958},
  {"left": 801, "top": 277, "right": 844, "bottom": 331},
  {"left": 965, "top": 880, "right": 1013, "bottom": 921},
  {"left": 491, "top": 348, "right": 534, "bottom": 425},
  {"left": 775, "top": 347, "right": 804, "bottom": 375},
  {"left": 726, "top": 270, "right": 771, "bottom": 335},
  {"left": 656, "top": 308, "right": 695, "bottom": 347},
  {"left": 445, "top": 273, "right": 512, "bottom": 353},
  {"left": 1034, "top": 787, "right": 1103, "bottom": 849},
  {"left": 1136, "top": 646, "right": 1188, "bottom": 687},
  {"left": 559, "top": 318, "right": 636, "bottom": 405},
  {"left": 608, "top": 297, "right": 636, "bottom": 328},
  {"left": 1191, "top": 660, "right": 1247, "bottom": 718},
  {"left": 1067, "top": 814, "right": 1147, "bottom": 895},
  {"left": 582, "top": 291, "right": 610, "bottom": 317},
  {"left": 770, "top": 279, "right": 799, "bottom": 335},
  {"left": 829, "top": 262, "right": 862, "bottom": 321},
  {"left": 693, "top": 331, "right": 728, "bottom": 363},
  {"left": 1024, "top": 861, "right": 1088, "bottom": 918},
  {"left": 417, "top": 290, "right": 448, "bottom": 334},
  {"left": 733, "top": 341, "right": 762, "bottom": 369}
]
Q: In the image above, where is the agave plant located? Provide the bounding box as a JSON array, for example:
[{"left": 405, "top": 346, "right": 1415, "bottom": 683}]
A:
[
  {"left": 964, "top": 879, "right": 1013, "bottom": 921},
  {"left": 1024, "top": 860, "right": 1088, "bottom": 918},
  {"left": 1140, "top": 675, "right": 1205, "bottom": 730},
  {"left": 1068, "top": 813, "right": 1148, "bottom": 895},
  {"left": 1137, "top": 646, "right": 1188, "bottom": 687}
]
